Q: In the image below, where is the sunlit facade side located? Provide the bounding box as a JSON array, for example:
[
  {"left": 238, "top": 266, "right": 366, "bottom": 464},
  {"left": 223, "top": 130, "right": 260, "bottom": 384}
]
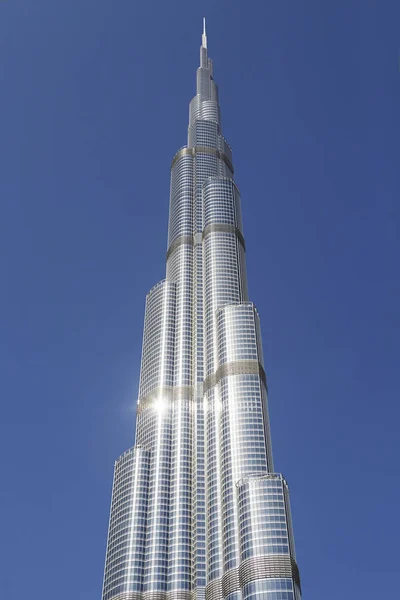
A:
[{"left": 101, "top": 22, "right": 302, "bottom": 600}]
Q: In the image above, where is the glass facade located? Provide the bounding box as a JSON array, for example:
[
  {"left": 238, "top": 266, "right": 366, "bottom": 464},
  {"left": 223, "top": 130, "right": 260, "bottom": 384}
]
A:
[{"left": 101, "top": 22, "right": 301, "bottom": 600}]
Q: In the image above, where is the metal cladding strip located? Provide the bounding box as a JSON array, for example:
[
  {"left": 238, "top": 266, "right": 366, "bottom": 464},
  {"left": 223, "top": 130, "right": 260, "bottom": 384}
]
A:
[
  {"left": 108, "top": 593, "right": 143, "bottom": 600},
  {"left": 166, "top": 592, "right": 193, "bottom": 600},
  {"left": 203, "top": 360, "right": 267, "bottom": 394},
  {"left": 137, "top": 386, "right": 193, "bottom": 412},
  {"left": 222, "top": 567, "right": 241, "bottom": 596},
  {"left": 167, "top": 226, "right": 245, "bottom": 262},
  {"left": 238, "top": 556, "right": 301, "bottom": 589},
  {"left": 205, "top": 578, "right": 223, "bottom": 600},
  {"left": 143, "top": 593, "right": 167, "bottom": 600},
  {"left": 194, "top": 232, "right": 203, "bottom": 245},
  {"left": 172, "top": 386, "right": 195, "bottom": 400},
  {"left": 202, "top": 223, "right": 246, "bottom": 251},
  {"left": 138, "top": 386, "right": 174, "bottom": 410},
  {"left": 171, "top": 146, "right": 234, "bottom": 174},
  {"left": 192, "top": 589, "right": 206, "bottom": 600},
  {"left": 110, "top": 593, "right": 203, "bottom": 600},
  {"left": 166, "top": 234, "right": 194, "bottom": 260}
]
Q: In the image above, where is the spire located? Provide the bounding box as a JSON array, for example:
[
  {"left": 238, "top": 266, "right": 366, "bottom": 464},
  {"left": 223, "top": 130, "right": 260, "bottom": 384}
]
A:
[{"left": 202, "top": 17, "right": 207, "bottom": 49}]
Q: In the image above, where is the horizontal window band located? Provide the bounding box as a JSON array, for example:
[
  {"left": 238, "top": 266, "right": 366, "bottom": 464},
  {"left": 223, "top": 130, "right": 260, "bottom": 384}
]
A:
[
  {"left": 203, "top": 360, "right": 267, "bottom": 394},
  {"left": 137, "top": 361, "right": 266, "bottom": 411},
  {"left": 137, "top": 386, "right": 193, "bottom": 414},
  {"left": 236, "top": 472, "right": 287, "bottom": 489},
  {"left": 167, "top": 225, "right": 245, "bottom": 260},
  {"left": 203, "top": 223, "right": 245, "bottom": 250},
  {"left": 105, "top": 591, "right": 194, "bottom": 600},
  {"left": 171, "top": 145, "right": 234, "bottom": 173},
  {"left": 239, "top": 555, "right": 301, "bottom": 592},
  {"left": 166, "top": 235, "right": 194, "bottom": 260}
]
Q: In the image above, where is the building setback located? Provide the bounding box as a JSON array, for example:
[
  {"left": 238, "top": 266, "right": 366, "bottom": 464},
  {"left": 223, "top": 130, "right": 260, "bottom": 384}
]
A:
[{"left": 101, "top": 21, "right": 302, "bottom": 600}]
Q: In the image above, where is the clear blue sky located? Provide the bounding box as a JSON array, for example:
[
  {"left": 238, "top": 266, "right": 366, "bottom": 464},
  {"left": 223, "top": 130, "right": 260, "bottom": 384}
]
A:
[{"left": 1, "top": 1, "right": 399, "bottom": 598}]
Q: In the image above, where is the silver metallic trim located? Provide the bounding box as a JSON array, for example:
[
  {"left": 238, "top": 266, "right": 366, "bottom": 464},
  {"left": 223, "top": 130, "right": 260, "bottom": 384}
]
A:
[
  {"left": 171, "top": 145, "right": 234, "bottom": 173},
  {"left": 194, "top": 232, "right": 203, "bottom": 245},
  {"left": 166, "top": 234, "right": 194, "bottom": 260},
  {"left": 205, "top": 578, "right": 223, "bottom": 600},
  {"left": 239, "top": 555, "right": 301, "bottom": 590},
  {"left": 107, "top": 593, "right": 194, "bottom": 600},
  {"left": 166, "top": 224, "right": 245, "bottom": 261},
  {"left": 236, "top": 472, "right": 287, "bottom": 488},
  {"left": 203, "top": 359, "right": 267, "bottom": 393},
  {"left": 166, "top": 593, "right": 192, "bottom": 600},
  {"left": 143, "top": 593, "right": 167, "bottom": 600},
  {"left": 137, "top": 386, "right": 193, "bottom": 412},
  {"left": 222, "top": 567, "right": 240, "bottom": 596},
  {"left": 172, "top": 386, "right": 195, "bottom": 400},
  {"left": 202, "top": 223, "right": 246, "bottom": 251},
  {"left": 138, "top": 386, "right": 174, "bottom": 410},
  {"left": 107, "top": 593, "right": 142, "bottom": 600}
]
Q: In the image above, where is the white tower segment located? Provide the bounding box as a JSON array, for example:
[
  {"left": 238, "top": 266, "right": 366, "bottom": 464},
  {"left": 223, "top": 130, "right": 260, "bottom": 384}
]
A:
[{"left": 101, "top": 22, "right": 302, "bottom": 600}]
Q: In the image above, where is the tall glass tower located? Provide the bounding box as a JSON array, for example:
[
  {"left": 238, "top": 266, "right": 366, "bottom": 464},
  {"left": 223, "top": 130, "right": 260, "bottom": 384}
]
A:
[{"left": 101, "top": 21, "right": 302, "bottom": 600}]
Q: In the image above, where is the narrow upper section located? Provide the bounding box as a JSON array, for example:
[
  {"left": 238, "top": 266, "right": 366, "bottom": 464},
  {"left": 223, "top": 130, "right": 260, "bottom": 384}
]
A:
[{"left": 202, "top": 17, "right": 207, "bottom": 49}]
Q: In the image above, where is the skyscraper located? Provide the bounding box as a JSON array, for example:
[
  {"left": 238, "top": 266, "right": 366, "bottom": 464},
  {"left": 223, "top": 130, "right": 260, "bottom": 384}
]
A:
[{"left": 101, "top": 20, "right": 302, "bottom": 600}]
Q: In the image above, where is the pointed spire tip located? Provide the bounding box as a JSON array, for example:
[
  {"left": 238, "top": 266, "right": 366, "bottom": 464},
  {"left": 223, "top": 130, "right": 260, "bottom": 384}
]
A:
[{"left": 202, "top": 17, "right": 207, "bottom": 49}]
